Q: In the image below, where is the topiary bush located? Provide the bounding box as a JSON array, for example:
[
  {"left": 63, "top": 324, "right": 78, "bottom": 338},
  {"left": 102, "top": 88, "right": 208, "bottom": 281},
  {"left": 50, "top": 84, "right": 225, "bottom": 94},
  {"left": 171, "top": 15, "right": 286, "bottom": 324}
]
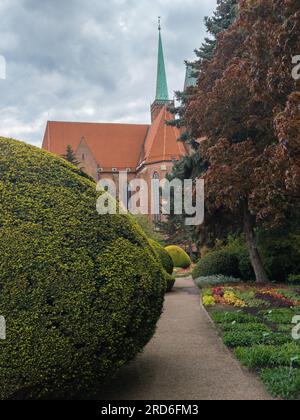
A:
[
  {"left": 165, "top": 245, "right": 192, "bottom": 269},
  {"left": 192, "top": 250, "right": 240, "bottom": 279},
  {"left": 149, "top": 240, "right": 174, "bottom": 275},
  {"left": 149, "top": 240, "right": 175, "bottom": 292},
  {"left": 0, "top": 137, "right": 166, "bottom": 400}
]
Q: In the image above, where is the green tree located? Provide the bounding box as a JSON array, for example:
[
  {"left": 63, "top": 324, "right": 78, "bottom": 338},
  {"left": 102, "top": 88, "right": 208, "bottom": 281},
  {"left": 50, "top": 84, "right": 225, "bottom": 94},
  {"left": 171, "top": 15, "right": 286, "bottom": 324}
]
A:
[
  {"left": 133, "top": 214, "right": 165, "bottom": 245},
  {"left": 62, "top": 145, "right": 80, "bottom": 166}
]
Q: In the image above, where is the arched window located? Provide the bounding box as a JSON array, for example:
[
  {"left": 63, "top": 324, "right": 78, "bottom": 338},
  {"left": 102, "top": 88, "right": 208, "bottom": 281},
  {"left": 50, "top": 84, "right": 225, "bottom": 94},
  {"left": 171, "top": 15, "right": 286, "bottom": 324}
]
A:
[{"left": 152, "top": 172, "right": 161, "bottom": 224}]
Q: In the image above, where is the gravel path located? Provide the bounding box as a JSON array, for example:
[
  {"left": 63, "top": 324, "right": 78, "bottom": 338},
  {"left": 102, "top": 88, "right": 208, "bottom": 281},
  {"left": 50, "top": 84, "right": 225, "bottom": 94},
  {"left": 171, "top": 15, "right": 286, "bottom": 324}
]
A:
[{"left": 99, "top": 277, "right": 272, "bottom": 400}]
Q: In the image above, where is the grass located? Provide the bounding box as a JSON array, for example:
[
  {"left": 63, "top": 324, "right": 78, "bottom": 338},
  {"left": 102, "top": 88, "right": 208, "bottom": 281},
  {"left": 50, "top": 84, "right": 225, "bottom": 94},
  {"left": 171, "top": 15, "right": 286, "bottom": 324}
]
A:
[
  {"left": 223, "top": 331, "right": 292, "bottom": 348},
  {"left": 260, "top": 368, "right": 300, "bottom": 400},
  {"left": 210, "top": 311, "right": 259, "bottom": 324},
  {"left": 235, "top": 343, "right": 300, "bottom": 369}
]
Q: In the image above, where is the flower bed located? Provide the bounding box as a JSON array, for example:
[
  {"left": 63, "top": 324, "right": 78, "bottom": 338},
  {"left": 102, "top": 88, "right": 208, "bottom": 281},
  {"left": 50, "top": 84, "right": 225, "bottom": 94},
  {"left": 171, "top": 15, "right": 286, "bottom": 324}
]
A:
[
  {"left": 202, "top": 284, "right": 300, "bottom": 309},
  {"left": 202, "top": 283, "right": 300, "bottom": 399}
]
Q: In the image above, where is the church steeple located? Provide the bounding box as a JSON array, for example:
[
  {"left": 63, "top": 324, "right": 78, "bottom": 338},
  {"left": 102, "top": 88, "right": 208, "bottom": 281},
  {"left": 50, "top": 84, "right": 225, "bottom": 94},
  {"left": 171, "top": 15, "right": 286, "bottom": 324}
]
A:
[
  {"left": 151, "top": 18, "right": 171, "bottom": 122},
  {"left": 155, "top": 18, "right": 169, "bottom": 101}
]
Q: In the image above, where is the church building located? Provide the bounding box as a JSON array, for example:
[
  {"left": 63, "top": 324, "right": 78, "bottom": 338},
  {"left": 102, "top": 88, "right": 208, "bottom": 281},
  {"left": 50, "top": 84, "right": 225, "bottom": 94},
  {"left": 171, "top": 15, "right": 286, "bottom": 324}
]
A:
[{"left": 42, "top": 23, "right": 189, "bottom": 204}]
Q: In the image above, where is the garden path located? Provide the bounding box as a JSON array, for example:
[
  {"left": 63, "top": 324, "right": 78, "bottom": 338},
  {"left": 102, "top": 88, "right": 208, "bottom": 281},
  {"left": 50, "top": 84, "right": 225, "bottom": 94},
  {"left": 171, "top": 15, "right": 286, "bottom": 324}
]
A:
[{"left": 99, "top": 277, "right": 272, "bottom": 400}]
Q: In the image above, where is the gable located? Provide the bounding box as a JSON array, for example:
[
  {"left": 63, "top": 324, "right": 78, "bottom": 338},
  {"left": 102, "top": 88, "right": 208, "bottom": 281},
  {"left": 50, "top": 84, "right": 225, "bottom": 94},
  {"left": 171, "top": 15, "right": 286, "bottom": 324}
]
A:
[{"left": 43, "top": 121, "right": 150, "bottom": 171}]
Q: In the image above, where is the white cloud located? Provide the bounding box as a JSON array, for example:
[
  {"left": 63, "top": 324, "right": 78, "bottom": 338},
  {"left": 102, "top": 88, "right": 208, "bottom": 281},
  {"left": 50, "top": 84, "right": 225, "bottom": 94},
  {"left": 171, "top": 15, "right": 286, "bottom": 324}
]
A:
[{"left": 0, "top": 0, "right": 217, "bottom": 146}]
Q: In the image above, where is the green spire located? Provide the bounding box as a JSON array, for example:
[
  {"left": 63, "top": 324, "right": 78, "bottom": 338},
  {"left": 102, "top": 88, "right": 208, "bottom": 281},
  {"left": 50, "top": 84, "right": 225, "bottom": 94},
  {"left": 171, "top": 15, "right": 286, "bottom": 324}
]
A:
[{"left": 155, "top": 18, "right": 169, "bottom": 101}]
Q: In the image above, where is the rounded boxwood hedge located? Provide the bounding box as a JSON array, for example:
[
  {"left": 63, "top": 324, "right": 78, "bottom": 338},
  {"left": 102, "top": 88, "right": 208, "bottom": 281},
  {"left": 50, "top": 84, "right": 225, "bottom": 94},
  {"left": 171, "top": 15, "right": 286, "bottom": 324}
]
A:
[
  {"left": 149, "top": 239, "right": 174, "bottom": 275},
  {"left": 165, "top": 245, "right": 192, "bottom": 269},
  {"left": 149, "top": 240, "right": 175, "bottom": 292},
  {"left": 0, "top": 137, "right": 166, "bottom": 400},
  {"left": 192, "top": 250, "right": 240, "bottom": 279}
]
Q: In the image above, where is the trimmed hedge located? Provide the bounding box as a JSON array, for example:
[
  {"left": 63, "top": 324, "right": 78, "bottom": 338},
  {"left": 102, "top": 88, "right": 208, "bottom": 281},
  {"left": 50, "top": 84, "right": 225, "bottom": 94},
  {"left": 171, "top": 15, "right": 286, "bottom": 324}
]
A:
[
  {"left": 165, "top": 245, "right": 192, "bottom": 269},
  {"left": 149, "top": 240, "right": 175, "bottom": 292},
  {"left": 0, "top": 137, "right": 166, "bottom": 399},
  {"left": 192, "top": 250, "right": 240, "bottom": 279},
  {"left": 149, "top": 240, "right": 174, "bottom": 275}
]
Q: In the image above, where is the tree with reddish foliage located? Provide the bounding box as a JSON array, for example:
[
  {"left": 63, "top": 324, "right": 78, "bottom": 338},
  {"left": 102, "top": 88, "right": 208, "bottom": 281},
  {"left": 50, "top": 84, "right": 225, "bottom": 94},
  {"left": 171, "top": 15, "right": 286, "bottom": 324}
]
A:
[{"left": 186, "top": 0, "right": 300, "bottom": 283}]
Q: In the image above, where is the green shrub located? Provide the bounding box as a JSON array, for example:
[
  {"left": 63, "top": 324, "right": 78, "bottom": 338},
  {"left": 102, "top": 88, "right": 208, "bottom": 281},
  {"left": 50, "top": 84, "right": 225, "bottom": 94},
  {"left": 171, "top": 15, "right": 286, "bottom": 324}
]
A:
[
  {"left": 260, "top": 368, "right": 300, "bottom": 399},
  {"left": 149, "top": 239, "right": 174, "bottom": 275},
  {"left": 224, "top": 236, "right": 255, "bottom": 281},
  {"left": 165, "top": 273, "right": 176, "bottom": 292},
  {"left": 223, "top": 331, "right": 291, "bottom": 348},
  {"left": 0, "top": 137, "right": 166, "bottom": 399},
  {"left": 235, "top": 343, "right": 300, "bottom": 369},
  {"left": 192, "top": 250, "right": 240, "bottom": 279},
  {"left": 218, "top": 323, "right": 270, "bottom": 333},
  {"left": 133, "top": 214, "right": 164, "bottom": 245},
  {"left": 288, "top": 274, "right": 300, "bottom": 284},
  {"left": 211, "top": 311, "right": 259, "bottom": 324},
  {"left": 165, "top": 245, "right": 191, "bottom": 269},
  {"left": 260, "top": 309, "right": 299, "bottom": 324},
  {"left": 258, "top": 225, "right": 300, "bottom": 282},
  {"left": 194, "top": 275, "right": 240, "bottom": 289}
]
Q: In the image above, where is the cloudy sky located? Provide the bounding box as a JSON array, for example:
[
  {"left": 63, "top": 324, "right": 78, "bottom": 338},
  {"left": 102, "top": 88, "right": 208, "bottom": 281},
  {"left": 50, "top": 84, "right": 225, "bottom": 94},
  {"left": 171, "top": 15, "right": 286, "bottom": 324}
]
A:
[{"left": 0, "top": 0, "right": 217, "bottom": 147}]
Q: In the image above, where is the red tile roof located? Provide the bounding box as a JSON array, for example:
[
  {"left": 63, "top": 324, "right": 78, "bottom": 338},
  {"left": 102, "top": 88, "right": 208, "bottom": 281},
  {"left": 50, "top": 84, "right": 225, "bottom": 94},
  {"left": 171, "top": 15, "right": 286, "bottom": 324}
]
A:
[
  {"left": 42, "top": 108, "right": 187, "bottom": 172},
  {"left": 139, "top": 106, "right": 187, "bottom": 166},
  {"left": 43, "top": 121, "right": 149, "bottom": 171}
]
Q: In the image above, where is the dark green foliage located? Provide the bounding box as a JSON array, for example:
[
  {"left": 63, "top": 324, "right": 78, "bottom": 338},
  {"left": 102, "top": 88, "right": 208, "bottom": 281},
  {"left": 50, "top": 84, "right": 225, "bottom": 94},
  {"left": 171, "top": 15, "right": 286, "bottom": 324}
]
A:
[
  {"left": 149, "top": 240, "right": 174, "bottom": 275},
  {"left": 210, "top": 311, "right": 259, "bottom": 324},
  {"left": 193, "top": 250, "right": 240, "bottom": 279},
  {"left": 223, "top": 331, "right": 291, "bottom": 348},
  {"left": 218, "top": 323, "right": 270, "bottom": 333},
  {"left": 165, "top": 273, "right": 176, "bottom": 293},
  {"left": 134, "top": 214, "right": 165, "bottom": 245},
  {"left": 260, "top": 309, "right": 299, "bottom": 324},
  {"left": 149, "top": 240, "right": 175, "bottom": 292},
  {"left": 220, "top": 236, "right": 255, "bottom": 281},
  {"left": 62, "top": 144, "right": 80, "bottom": 166},
  {"left": 258, "top": 219, "right": 300, "bottom": 282},
  {"left": 288, "top": 274, "right": 300, "bottom": 284},
  {"left": 195, "top": 0, "right": 238, "bottom": 66},
  {"left": 260, "top": 368, "right": 300, "bottom": 400},
  {"left": 0, "top": 137, "right": 166, "bottom": 399},
  {"left": 235, "top": 343, "right": 300, "bottom": 369}
]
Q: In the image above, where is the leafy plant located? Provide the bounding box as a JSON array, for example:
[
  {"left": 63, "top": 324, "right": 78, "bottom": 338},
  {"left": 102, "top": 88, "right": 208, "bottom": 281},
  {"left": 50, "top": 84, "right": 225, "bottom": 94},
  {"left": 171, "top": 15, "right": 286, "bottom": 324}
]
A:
[
  {"left": 211, "top": 311, "right": 258, "bottom": 324},
  {"left": 235, "top": 344, "right": 300, "bottom": 369},
  {"left": 149, "top": 239, "right": 174, "bottom": 275},
  {"left": 0, "top": 137, "right": 166, "bottom": 400},
  {"left": 192, "top": 250, "right": 240, "bottom": 279},
  {"left": 202, "top": 295, "right": 216, "bottom": 307},
  {"left": 260, "top": 368, "right": 300, "bottom": 399},
  {"left": 223, "top": 331, "right": 291, "bottom": 348},
  {"left": 218, "top": 323, "right": 270, "bottom": 333},
  {"left": 260, "top": 309, "right": 299, "bottom": 324},
  {"left": 165, "top": 245, "right": 192, "bottom": 269}
]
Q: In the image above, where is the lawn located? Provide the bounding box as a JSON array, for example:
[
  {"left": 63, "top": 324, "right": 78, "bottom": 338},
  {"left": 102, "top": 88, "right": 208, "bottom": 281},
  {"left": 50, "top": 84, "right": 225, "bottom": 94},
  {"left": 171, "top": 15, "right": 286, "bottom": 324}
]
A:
[{"left": 201, "top": 283, "right": 300, "bottom": 400}]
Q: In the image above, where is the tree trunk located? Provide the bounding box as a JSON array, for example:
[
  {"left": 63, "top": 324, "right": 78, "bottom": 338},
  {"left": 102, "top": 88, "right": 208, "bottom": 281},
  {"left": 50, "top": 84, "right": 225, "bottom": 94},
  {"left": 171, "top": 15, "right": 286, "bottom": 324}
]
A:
[{"left": 243, "top": 206, "right": 269, "bottom": 284}]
